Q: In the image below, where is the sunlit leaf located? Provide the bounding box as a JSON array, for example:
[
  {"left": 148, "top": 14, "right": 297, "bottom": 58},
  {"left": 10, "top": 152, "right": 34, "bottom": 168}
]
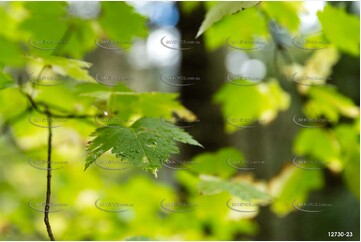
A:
[
  {"left": 27, "top": 55, "right": 96, "bottom": 82},
  {"left": 294, "top": 128, "right": 342, "bottom": 170},
  {"left": 199, "top": 175, "right": 271, "bottom": 202},
  {"left": 305, "top": 85, "right": 360, "bottom": 122},
  {"left": 31, "top": 81, "right": 98, "bottom": 115},
  {"left": 197, "top": 1, "right": 259, "bottom": 38},
  {"left": 286, "top": 47, "right": 339, "bottom": 90},
  {"left": 109, "top": 92, "right": 197, "bottom": 122},
  {"left": 214, "top": 79, "right": 290, "bottom": 132},
  {"left": 0, "top": 70, "right": 14, "bottom": 90},
  {"left": 191, "top": 147, "right": 244, "bottom": 178},
  {"left": 269, "top": 166, "right": 324, "bottom": 216},
  {"left": 0, "top": 3, "right": 24, "bottom": 41},
  {"left": 20, "top": 2, "right": 68, "bottom": 54},
  {"left": 261, "top": 2, "right": 301, "bottom": 32},
  {"left": 0, "top": 87, "right": 28, "bottom": 121},
  {"left": 0, "top": 36, "right": 24, "bottom": 66},
  {"left": 334, "top": 123, "right": 360, "bottom": 198},
  {"left": 99, "top": 2, "right": 148, "bottom": 50},
  {"left": 318, "top": 4, "right": 360, "bottom": 56},
  {"left": 59, "top": 19, "right": 99, "bottom": 59},
  {"left": 203, "top": 6, "right": 268, "bottom": 50}
]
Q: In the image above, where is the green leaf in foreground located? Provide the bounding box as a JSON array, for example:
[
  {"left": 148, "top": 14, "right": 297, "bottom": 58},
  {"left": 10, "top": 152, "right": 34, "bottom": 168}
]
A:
[
  {"left": 198, "top": 175, "right": 271, "bottom": 203},
  {"left": 196, "top": 1, "right": 259, "bottom": 38},
  {"left": 27, "top": 55, "right": 95, "bottom": 82},
  {"left": 85, "top": 117, "right": 202, "bottom": 176}
]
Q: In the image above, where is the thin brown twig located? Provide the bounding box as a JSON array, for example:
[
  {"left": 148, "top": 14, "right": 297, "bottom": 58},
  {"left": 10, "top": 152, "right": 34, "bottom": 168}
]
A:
[
  {"left": 44, "top": 105, "right": 55, "bottom": 241},
  {"left": 33, "top": 24, "right": 74, "bottom": 241}
]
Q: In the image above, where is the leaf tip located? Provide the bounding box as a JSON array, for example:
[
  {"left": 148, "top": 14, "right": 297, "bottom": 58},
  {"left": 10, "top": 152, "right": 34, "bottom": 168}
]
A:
[{"left": 195, "top": 31, "right": 202, "bottom": 39}]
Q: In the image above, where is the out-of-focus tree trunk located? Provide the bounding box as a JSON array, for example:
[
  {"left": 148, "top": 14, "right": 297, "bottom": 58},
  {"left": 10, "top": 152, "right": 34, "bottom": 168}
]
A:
[{"left": 177, "top": 3, "right": 231, "bottom": 160}]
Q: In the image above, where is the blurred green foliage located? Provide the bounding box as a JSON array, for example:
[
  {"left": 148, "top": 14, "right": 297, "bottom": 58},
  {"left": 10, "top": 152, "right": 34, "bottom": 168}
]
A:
[{"left": 0, "top": 1, "right": 359, "bottom": 241}]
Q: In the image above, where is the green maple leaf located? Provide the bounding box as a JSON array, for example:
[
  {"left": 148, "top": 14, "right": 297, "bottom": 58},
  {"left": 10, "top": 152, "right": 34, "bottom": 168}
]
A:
[
  {"left": 26, "top": 55, "right": 95, "bottom": 82},
  {"left": 99, "top": 2, "right": 148, "bottom": 49},
  {"left": 318, "top": 4, "right": 360, "bottom": 56},
  {"left": 270, "top": 166, "right": 324, "bottom": 216},
  {"left": 196, "top": 1, "right": 259, "bottom": 38},
  {"left": 85, "top": 117, "right": 202, "bottom": 176}
]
